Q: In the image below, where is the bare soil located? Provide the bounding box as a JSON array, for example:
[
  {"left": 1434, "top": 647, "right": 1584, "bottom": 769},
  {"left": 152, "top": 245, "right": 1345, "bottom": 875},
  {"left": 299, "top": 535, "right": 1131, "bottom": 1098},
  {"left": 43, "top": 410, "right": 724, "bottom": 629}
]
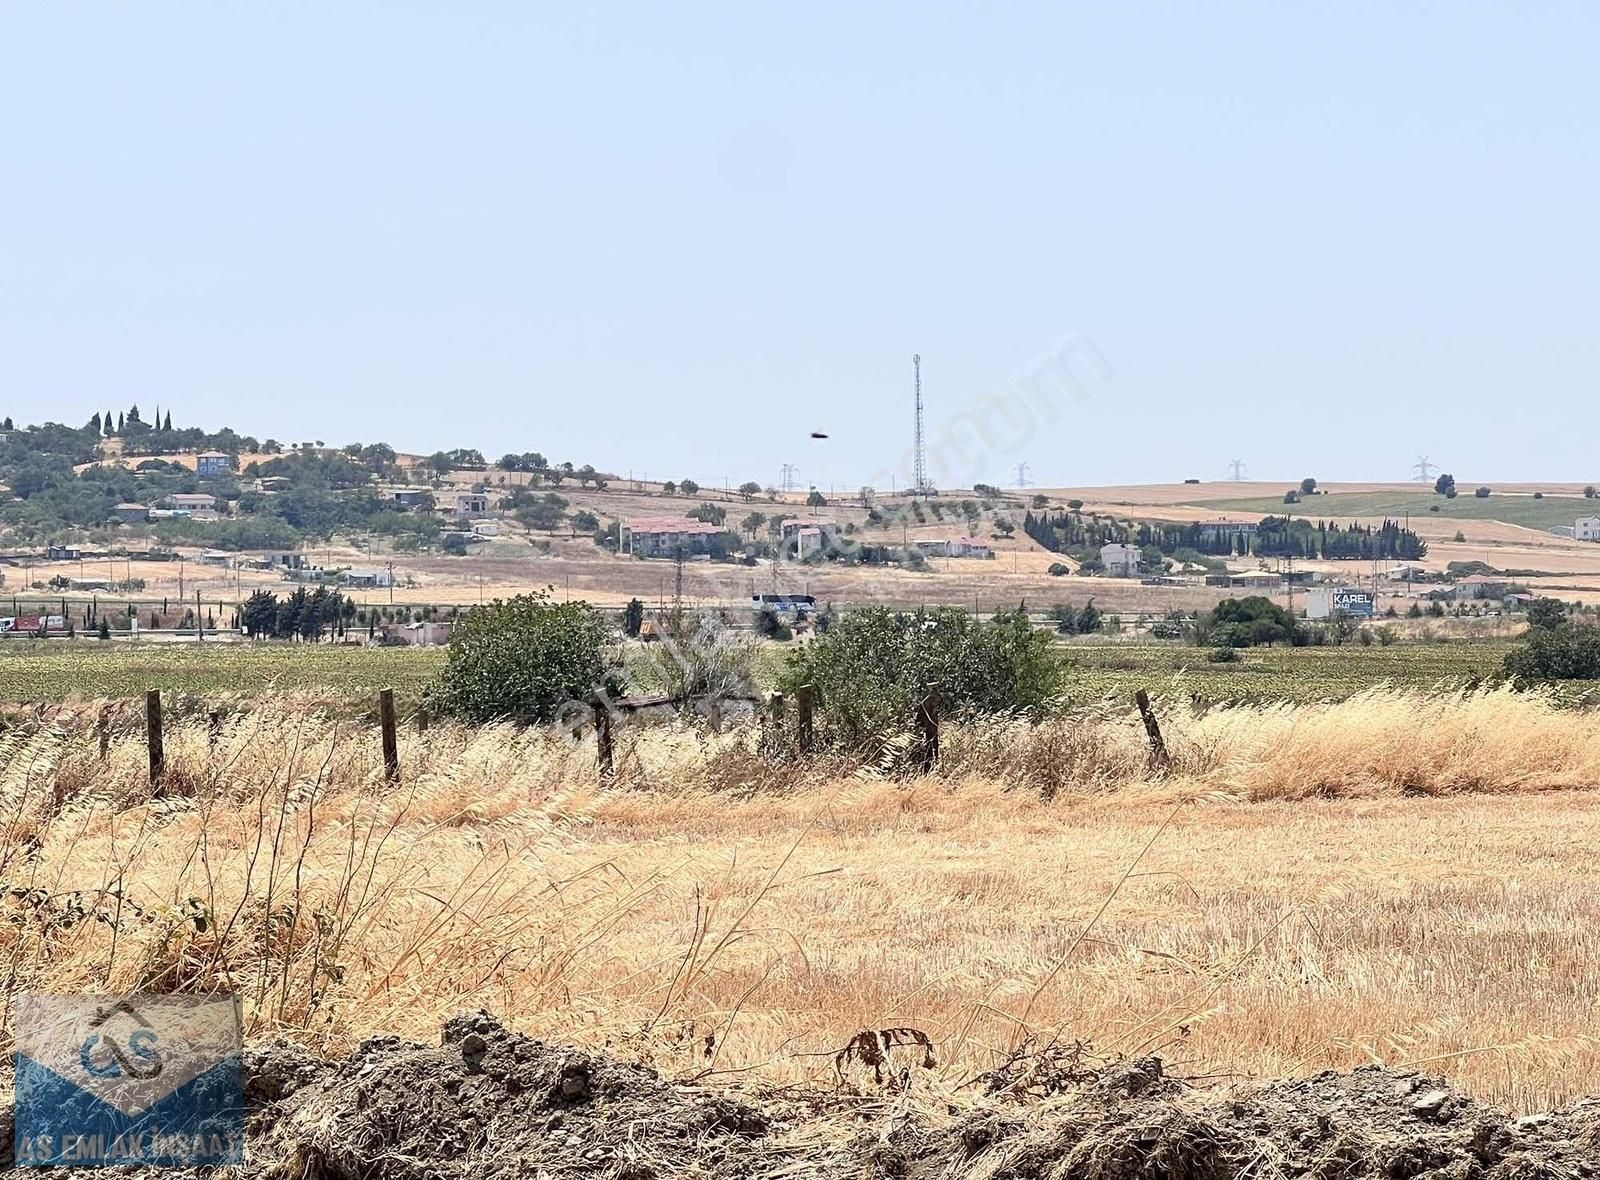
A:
[{"left": 6, "top": 1013, "right": 1595, "bottom": 1178}]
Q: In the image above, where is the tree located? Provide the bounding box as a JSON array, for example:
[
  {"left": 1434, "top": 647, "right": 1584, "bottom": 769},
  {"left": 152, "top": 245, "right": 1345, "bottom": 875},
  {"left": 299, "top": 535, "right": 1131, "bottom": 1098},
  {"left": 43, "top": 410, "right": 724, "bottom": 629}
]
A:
[
  {"left": 1526, "top": 597, "right": 1570, "bottom": 631},
  {"left": 688, "top": 502, "right": 726, "bottom": 525},
  {"left": 740, "top": 511, "right": 767, "bottom": 538},
  {"left": 638, "top": 609, "right": 759, "bottom": 703},
  {"left": 1504, "top": 623, "right": 1600, "bottom": 681},
  {"left": 427, "top": 590, "right": 617, "bottom": 723},
  {"left": 441, "top": 533, "right": 470, "bottom": 556},
  {"left": 660, "top": 481, "right": 677, "bottom": 496},
  {"left": 1200, "top": 596, "right": 1297, "bottom": 648},
  {"left": 1300, "top": 477, "right": 1318, "bottom": 495},
  {"left": 163, "top": 411, "right": 172, "bottom": 431},
  {"left": 1031, "top": 494, "right": 1049, "bottom": 508},
  {"left": 242, "top": 589, "right": 279, "bottom": 637},
  {"left": 680, "top": 479, "right": 700, "bottom": 496},
  {"left": 807, "top": 489, "right": 827, "bottom": 509},
  {"left": 993, "top": 517, "right": 1015, "bottom": 538},
  {"left": 1434, "top": 473, "right": 1456, "bottom": 497},
  {"left": 1067, "top": 499, "right": 1084, "bottom": 511},
  {"left": 779, "top": 606, "right": 1061, "bottom": 750},
  {"left": 1587, "top": 486, "right": 1597, "bottom": 499},
  {"left": 621, "top": 597, "right": 645, "bottom": 638},
  {"left": 738, "top": 481, "right": 762, "bottom": 501},
  {"left": 571, "top": 509, "right": 600, "bottom": 533},
  {"left": 1475, "top": 486, "right": 1492, "bottom": 498},
  {"left": 98, "top": 618, "right": 111, "bottom": 640}
]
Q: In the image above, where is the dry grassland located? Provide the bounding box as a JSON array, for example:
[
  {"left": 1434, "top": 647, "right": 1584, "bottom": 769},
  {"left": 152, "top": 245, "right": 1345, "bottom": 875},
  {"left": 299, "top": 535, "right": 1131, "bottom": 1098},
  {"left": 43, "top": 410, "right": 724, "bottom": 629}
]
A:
[{"left": 3, "top": 686, "right": 1597, "bottom": 1114}]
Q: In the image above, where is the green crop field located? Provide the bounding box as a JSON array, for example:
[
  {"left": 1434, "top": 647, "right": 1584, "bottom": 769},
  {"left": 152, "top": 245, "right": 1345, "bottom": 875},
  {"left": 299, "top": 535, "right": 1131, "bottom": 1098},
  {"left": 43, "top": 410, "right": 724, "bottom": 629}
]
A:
[
  {"left": 1203, "top": 490, "right": 1589, "bottom": 532},
  {"left": 0, "top": 642, "right": 444, "bottom": 705},
  {"left": 0, "top": 635, "right": 1564, "bottom": 711},
  {"left": 1058, "top": 640, "right": 1524, "bottom": 704}
]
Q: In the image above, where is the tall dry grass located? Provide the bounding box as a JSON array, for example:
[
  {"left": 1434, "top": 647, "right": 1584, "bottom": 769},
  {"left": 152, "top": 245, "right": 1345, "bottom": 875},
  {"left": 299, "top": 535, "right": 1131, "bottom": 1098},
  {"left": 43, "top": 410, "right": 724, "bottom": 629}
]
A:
[{"left": 1, "top": 685, "right": 1598, "bottom": 1111}]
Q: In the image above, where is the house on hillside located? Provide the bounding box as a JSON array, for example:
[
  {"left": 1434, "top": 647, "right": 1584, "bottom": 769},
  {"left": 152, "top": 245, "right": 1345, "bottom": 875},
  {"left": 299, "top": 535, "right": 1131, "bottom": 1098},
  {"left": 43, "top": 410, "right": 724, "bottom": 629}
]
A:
[
  {"left": 1100, "top": 543, "right": 1142, "bottom": 577},
  {"left": 381, "top": 486, "right": 435, "bottom": 509},
  {"left": 196, "top": 451, "right": 232, "bottom": 477},
  {"left": 951, "top": 536, "right": 993, "bottom": 559},
  {"left": 1195, "top": 521, "right": 1258, "bottom": 550},
  {"left": 448, "top": 491, "right": 489, "bottom": 519},
  {"left": 1576, "top": 515, "right": 1600, "bottom": 542},
  {"left": 163, "top": 493, "right": 217, "bottom": 512},
  {"left": 198, "top": 550, "right": 232, "bottom": 566},
  {"left": 621, "top": 516, "right": 725, "bottom": 558},
  {"left": 112, "top": 503, "right": 150, "bottom": 524},
  {"left": 779, "top": 518, "right": 839, "bottom": 555}
]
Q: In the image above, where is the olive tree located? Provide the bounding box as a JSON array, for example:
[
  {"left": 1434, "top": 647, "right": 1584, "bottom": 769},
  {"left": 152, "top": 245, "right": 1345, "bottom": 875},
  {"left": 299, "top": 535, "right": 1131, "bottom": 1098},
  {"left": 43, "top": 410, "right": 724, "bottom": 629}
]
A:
[{"left": 428, "top": 590, "right": 618, "bottom": 722}]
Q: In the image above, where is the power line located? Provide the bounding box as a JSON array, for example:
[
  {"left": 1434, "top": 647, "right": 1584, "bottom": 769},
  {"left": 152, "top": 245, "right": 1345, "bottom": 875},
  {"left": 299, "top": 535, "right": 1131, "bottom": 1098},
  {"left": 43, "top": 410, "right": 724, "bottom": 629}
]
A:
[
  {"left": 1227, "top": 459, "right": 1247, "bottom": 481},
  {"left": 1412, "top": 455, "right": 1436, "bottom": 482}
]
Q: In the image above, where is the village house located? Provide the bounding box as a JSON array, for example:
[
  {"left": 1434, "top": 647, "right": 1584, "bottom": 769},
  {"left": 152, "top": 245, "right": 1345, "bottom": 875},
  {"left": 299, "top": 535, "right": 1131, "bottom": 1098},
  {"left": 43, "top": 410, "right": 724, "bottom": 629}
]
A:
[
  {"left": 112, "top": 502, "right": 150, "bottom": 524},
  {"left": 377, "top": 620, "right": 453, "bottom": 646},
  {"left": 341, "top": 568, "right": 395, "bottom": 589},
  {"left": 381, "top": 486, "right": 435, "bottom": 509},
  {"left": 620, "top": 516, "right": 725, "bottom": 558},
  {"left": 448, "top": 491, "right": 490, "bottom": 519},
  {"left": 163, "top": 492, "right": 217, "bottom": 512},
  {"left": 1576, "top": 515, "right": 1600, "bottom": 542},
  {"left": 195, "top": 451, "right": 232, "bottom": 477},
  {"left": 1100, "top": 542, "right": 1143, "bottom": 578},
  {"left": 951, "top": 535, "right": 993, "bottom": 559},
  {"left": 1453, "top": 573, "right": 1511, "bottom": 601}
]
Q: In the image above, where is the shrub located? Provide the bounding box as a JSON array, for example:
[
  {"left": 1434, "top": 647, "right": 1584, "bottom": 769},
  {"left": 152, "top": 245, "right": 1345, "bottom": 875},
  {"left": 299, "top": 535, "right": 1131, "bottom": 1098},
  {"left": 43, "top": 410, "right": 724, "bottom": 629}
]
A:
[
  {"left": 1047, "top": 562, "right": 1069, "bottom": 577},
  {"left": 638, "top": 609, "right": 759, "bottom": 702},
  {"left": 1200, "top": 596, "right": 1297, "bottom": 648},
  {"left": 1526, "top": 597, "right": 1569, "bottom": 631},
  {"left": 1207, "top": 645, "right": 1238, "bottom": 663},
  {"left": 1504, "top": 623, "right": 1600, "bottom": 681},
  {"left": 427, "top": 590, "right": 617, "bottom": 723},
  {"left": 1454, "top": 531, "right": 1466, "bottom": 542},
  {"left": 441, "top": 533, "right": 469, "bottom": 556},
  {"left": 780, "top": 606, "right": 1061, "bottom": 748},
  {"left": 1475, "top": 486, "right": 1491, "bottom": 499}
]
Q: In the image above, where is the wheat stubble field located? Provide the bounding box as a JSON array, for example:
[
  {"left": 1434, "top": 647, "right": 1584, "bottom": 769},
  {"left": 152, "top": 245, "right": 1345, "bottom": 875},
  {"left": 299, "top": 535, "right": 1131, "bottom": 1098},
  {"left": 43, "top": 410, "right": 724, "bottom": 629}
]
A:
[{"left": 4, "top": 686, "right": 1599, "bottom": 1121}]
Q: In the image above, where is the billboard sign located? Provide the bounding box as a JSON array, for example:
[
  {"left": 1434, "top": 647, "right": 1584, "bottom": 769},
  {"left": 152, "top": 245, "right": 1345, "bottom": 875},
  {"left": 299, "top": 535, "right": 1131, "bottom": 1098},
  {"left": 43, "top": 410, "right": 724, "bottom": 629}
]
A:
[{"left": 1332, "top": 589, "right": 1376, "bottom": 618}]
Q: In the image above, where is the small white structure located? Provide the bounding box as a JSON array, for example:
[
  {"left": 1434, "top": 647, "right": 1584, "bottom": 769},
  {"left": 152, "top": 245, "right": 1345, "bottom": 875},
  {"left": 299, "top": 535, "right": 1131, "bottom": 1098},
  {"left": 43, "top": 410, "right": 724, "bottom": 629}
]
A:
[
  {"left": 1100, "top": 543, "right": 1142, "bottom": 577},
  {"left": 1576, "top": 515, "right": 1600, "bottom": 542}
]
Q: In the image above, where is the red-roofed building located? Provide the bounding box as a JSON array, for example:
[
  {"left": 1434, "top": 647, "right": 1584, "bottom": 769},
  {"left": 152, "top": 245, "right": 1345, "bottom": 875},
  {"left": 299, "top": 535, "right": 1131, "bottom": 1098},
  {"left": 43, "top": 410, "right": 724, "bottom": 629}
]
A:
[{"left": 622, "top": 516, "right": 725, "bottom": 558}]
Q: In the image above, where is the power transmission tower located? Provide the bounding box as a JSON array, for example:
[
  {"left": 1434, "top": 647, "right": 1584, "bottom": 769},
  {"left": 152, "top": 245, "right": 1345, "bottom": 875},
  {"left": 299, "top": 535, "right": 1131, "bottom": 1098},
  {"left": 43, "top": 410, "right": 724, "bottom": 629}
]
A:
[
  {"left": 1227, "top": 459, "right": 1247, "bottom": 481},
  {"left": 780, "top": 463, "right": 797, "bottom": 493},
  {"left": 1412, "top": 455, "right": 1436, "bottom": 483},
  {"left": 1014, "top": 462, "right": 1031, "bottom": 488},
  {"left": 911, "top": 354, "right": 934, "bottom": 496}
]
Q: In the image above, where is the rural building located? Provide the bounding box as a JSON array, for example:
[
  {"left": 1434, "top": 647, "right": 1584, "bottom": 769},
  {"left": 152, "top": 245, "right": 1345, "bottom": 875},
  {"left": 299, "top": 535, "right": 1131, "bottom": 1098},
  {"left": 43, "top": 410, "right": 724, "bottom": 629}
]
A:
[
  {"left": 1231, "top": 569, "right": 1285, "bottom": 591},
  {"left": 621, "top": 516, "right": 724, "bottom": 558},
  {"left": 341, "top": 568, "right": 395, "bottom": 589},
  {"left": 382, "top": 487, "right": 435, "bottom": 509},
  {"left": 1504, "top": 593, "right": 1536, "bottom": 612},
  {"left": 1453, "top": 574, "right": 1509, "bottom": 600},
  {"left": 1576, "top": 515, "right": 1600, "bottom": 542},
  {"left": 1100, "top": 543, "right": 1142, "bottom": 577},
  {"left": 251, "top": 476, "right": 292, "bottom": 493},
  {"left": 46, "top": 544, "right": 82, "bottom": 561},
  {"left": 951, "top": 536, "right": 993, "bottom": 559},
  {"left": 378, "top": 620, "right": 452, "bottom": 646},
  {"left": 196, "top": 451, "right": 232, "bottom": 477},
  {"left": 1195, "top": 521, "right": 1258, "bottom": 549},
  {"left": 163, "top": 493, "right": 217, "bottom": 511},
  {"left": 449, "top": 491, "right": 490, "bottom": 518},
  {"left": 198, "top": 550, "right": 232, "bottom": 566},
  {"left": 780, "top": 519, "right": 839, "bottom": 556},
  {"left": 112, "top": 503, "right": 150, "bottom": 524},
  {"left": 1551, "top": 525, "right": 1577, "bottom": 539}
]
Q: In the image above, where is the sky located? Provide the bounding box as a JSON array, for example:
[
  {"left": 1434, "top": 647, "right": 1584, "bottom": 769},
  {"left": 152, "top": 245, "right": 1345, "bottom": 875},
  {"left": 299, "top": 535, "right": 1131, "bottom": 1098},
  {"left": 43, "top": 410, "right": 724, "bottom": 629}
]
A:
[{"left": 3, "top": 2, "right": 1597, "bottom": 491}]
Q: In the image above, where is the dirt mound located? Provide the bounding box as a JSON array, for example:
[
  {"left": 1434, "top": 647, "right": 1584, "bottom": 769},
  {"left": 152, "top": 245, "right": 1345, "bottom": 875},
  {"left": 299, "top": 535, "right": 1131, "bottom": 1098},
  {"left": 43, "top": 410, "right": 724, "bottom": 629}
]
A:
[{"left": 6, "top": 1015, "right": 1597, "bottom": 1178}]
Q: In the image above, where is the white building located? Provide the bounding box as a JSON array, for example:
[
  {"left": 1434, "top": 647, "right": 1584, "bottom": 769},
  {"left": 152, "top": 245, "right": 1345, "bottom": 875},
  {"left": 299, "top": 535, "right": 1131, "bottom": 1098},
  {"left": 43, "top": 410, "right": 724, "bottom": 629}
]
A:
[
  {"left": 1100, "top": 543, "right": 1142, "bottom": 578},
  {"left": 1576, "top": 515, "right": 1600, "bottom": 542}
]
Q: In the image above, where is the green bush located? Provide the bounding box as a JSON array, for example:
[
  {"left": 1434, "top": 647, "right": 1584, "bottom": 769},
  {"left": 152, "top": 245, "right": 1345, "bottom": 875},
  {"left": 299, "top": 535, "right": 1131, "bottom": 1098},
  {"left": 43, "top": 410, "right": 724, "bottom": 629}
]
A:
[
  {"left": 1504, "top": 624, "right": 1600, "bottom": 681},
  {"left": 779, "top": 606, "right": 1062, "bottom": 748},
  {"left": 427, "top": 590, "right": 617, "bottom": 723}
]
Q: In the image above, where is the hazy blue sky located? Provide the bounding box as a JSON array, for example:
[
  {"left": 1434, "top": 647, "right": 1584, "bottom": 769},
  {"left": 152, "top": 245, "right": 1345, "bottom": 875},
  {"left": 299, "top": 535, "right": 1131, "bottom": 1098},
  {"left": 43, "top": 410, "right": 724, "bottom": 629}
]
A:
[{"left": 4, "top": 3, "right": 1596, "bottom": 490}]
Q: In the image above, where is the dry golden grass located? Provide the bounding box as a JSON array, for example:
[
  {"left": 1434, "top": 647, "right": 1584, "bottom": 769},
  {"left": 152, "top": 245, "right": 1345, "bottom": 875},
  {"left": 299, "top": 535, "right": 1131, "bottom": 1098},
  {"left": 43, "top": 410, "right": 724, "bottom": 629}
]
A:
[{"left": 3, "top": 686, "right": 1599, "bottom": 1112}]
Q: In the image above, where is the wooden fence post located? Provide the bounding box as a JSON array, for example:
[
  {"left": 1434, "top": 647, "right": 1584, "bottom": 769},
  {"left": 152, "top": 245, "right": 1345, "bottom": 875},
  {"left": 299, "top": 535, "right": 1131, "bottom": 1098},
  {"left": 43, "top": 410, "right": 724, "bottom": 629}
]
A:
[
  {"left": 416, "top": 703, "right": 429, "bottom": 734},
  {"left": 593, "top": 702, "right": 615, "bottom": 783},
  {"left": 145, "top": 690, "right": 164, "bottom": 785},
  {"left": 796, "top": 684, "right": 815, "bottom": 755},
  {"left": 914, "top": 686, "right": 939, "bottom": 773},
  {"left": 379, "top": 689, "right": 400, "bottom": 783},
  {"left": 1134, "top": 689, "right": 1170, "bottom": 773},
  {"left": 98, "top": 705, "right": 111, "bottom": 762},
  {"left": 763, "top": 691, "right": 786, "bottom": 756},
  {"left": 207, "top": 709, "right": 222, "bottom": 749}
]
